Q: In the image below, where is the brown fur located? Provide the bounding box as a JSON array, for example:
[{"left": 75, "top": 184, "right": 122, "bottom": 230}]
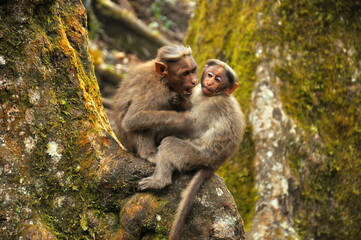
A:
[
  {"left": 138, "top": 60, "right": 245, "bottom": 240},
  {"left": 113, "top": 45, "right": 197, "bottom": 159}
]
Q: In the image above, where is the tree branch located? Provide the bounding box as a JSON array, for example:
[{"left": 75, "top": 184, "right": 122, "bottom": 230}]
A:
[{"left": 93, "top": 0, "right": 173, "bottom": 47}]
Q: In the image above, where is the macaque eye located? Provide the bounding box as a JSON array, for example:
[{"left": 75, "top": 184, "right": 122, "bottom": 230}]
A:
[
  {"left": 191, "top": 68, "right": 197, "bottom": 73},
  {"left": 182, "top": 71, "right": 190, "bottom": 77},
  {"left": 207, "top": 72, "right": 214, "bottom": 78},
  {"left": 215, "top": 77, "right": 222, "bottom": 83}
]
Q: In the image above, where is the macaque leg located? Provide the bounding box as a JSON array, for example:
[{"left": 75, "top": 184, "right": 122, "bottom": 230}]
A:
[
  {"left": 158, "top": 136, "right": 205, "bottom": 171},
  {"left": 134, "top": 130, "right": 156, "bottom": 159},
  {"left": 139, "top": 137, "right": 204, "bottom": 190},
  {"left": 138, "top": 155, "right": 174, "bottom": 190}
]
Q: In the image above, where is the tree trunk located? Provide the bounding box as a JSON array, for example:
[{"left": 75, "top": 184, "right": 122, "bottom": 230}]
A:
[
  {"left": 187, "top": 0, "right": 361, "bottom": 239},
  {"left": 0, "top": 1, "right": 244, "bottom": 239}
]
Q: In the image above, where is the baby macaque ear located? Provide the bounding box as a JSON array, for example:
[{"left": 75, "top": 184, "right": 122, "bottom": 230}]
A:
[
  {"left": 226, "top": 83, "right": 239, "bottom": 96},
  {"left": 155, "top": 62, "right": 168, "bottom": 77}
]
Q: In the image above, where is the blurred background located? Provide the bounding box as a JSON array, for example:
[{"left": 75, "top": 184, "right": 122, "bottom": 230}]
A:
[{"left": 84, "top": 0, "right": 361, "bottom": 239}]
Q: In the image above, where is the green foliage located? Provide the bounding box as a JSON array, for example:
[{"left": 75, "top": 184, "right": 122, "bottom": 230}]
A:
[{"left": 150, "top": 0, "right": 176, "bottom": 30}]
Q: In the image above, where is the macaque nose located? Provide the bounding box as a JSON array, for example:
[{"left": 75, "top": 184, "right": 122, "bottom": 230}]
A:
[{"left": 191, "top": 77, "right": 197, "bottom": 85}]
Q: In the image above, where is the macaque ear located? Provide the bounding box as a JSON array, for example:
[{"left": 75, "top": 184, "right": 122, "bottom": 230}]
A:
[
  {"left": 155, "top": 62, "right": 168, "bottom": 77},
  {"left": 225, "top": 83, "right": 239, "bottom": 96}
]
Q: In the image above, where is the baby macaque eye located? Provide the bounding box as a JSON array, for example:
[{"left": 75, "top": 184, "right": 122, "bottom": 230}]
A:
[
  {"left": 207, "top": 72, "right": 214, "bottom": 78},
  {"left": 215, "top": 77, "right": 222, "bottom": 83}
]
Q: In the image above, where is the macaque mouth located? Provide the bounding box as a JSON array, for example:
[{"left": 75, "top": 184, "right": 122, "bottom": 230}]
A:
[
  {"left": 182, "top": 87, "right": 193, "bottom": 96},
  {"left": 201, "top": 86, "right": 215, "bottom": 95}
]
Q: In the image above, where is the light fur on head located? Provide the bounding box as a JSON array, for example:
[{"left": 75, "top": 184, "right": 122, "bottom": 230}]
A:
[{"left": 156, "top": 45, "right": 193, "bottom": 63}]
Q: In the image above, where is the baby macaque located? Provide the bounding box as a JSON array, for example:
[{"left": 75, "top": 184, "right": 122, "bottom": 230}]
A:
[{"left": 138, "top": 59, "right": 245, "bottom": 240}]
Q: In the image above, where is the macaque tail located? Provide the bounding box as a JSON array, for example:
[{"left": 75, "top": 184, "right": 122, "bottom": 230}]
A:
[{"left": 169, "top": 169, "right": 214, "bottom": 240}]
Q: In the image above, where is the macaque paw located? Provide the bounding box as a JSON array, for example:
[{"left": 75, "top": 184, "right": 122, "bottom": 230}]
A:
[
  {"left": 147, "top": 154, "right": 157, "bottom": 163},
  {"left": 179, "top": 112, "right": 195, "bottom": 128},
  {"left": 138, "top": 176, "right": 170, "bottom": 191},
  {"left": 139, "top": 149, "right": 156, "bottom": 160},
  {"left": 169, "top": 93, "right": 182, "bottom": 106},
  {"left": 184, "top": 115, "right": 195, "bottom": 128}
]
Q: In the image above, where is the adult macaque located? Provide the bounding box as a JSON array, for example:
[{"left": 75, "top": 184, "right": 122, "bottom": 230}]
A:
[
  {"left": 138, "top": 59, "right": 245, "bottom": 240},
  {"left": 113, "top": 45, "right": 198, "bottom": 159}
]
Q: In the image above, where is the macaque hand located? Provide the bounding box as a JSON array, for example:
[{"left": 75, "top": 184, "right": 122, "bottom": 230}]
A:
[
  {"left": 180, "top": 112, "right": 195, "bottom": 129},
  {"left": 169, "top": 93, "right": 182, "bottom": 106},
  {"left": 169, "top": 93, "right": 192, "bottom": 111}
]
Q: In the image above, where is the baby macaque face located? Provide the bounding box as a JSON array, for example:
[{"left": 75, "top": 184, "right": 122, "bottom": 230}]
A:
[{"left": 201, "top": 65, "right": 229, "bottom": 96}]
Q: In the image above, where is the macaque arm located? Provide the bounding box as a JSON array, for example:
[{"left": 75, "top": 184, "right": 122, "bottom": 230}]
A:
[
  {"left": 155, "top": 123, "right": 194, "bottom": 144},
  {"left": 156, "top": 137, "right": 213, "bottom": 170},
  {"left": 122, "top": 106, "right": 192, "bottom": 132}
]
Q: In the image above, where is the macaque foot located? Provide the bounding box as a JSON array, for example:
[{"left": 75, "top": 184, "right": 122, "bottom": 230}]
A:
[
  {"left": 147, "top": 154, "right": 157, "bottom": 163},
  {"left": 138, "top": 176, "right": 171, "bottom": 191},
  {"left": 138, "top": 149, "right": 156, "bottom": 160}
]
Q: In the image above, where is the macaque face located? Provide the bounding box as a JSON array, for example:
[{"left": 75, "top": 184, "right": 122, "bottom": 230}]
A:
[
  {"left": 201, "top": 65, "right": 229, "bottom": 96},
  {"left": 168, "top": 56, "right": 198, "bottom": 96}
]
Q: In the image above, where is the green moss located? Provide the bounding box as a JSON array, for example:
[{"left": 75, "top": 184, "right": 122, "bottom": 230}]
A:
[
  {"left": 7, "top": 1, "right": 109, "bottom": 239},
  {"left": 0, "top": 0, "right": 115, "bottom": 238},
  {"left": 273, "top": 1, "right": 361, "bottom": 239}
]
